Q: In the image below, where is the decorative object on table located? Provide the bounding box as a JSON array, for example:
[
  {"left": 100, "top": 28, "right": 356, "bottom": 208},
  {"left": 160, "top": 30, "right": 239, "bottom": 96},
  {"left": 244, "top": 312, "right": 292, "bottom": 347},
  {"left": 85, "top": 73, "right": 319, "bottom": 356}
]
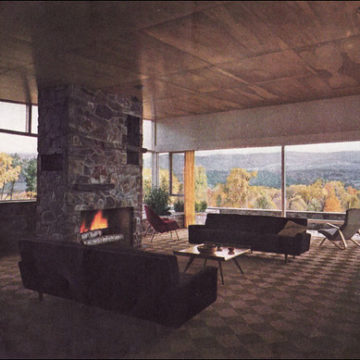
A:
[
  {"left": 197, "top": 243, "right": 217, "bottom": 254},
  {"left": 174, "top": 245, "right": 250, "bottom": 285},
  {"left": 228, "top": 247, "right": 234, "bottom": 254}
]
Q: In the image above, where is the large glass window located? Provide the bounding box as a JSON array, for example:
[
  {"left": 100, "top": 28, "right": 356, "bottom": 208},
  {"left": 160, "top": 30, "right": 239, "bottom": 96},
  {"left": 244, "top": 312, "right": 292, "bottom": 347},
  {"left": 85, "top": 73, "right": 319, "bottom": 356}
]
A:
[
  {"left": 142, "top": 152, "right": 152, "bottom": 200},
  {"left": 31, "top": 105, "right": 38, "bottom": 134},
  {"left": 143, "top": 119, "right": 153, "bottom": 150},
  {"left": 0, "top": 133, "right": 37, "bottom": 200},
  {"left": 0, "top": 101, "right": 38, "bottom": 201},
  {"left": 0, "top": 102, "right": 27, "bottom": 132},
  {"left": 195, "top": 147, "right": 281, "bottom": 210},
  {"left": 286, "top": 141, "right": 360, "bottom": 212},
  {"left": 170, "top": 152, "right": 184, "bottom": 196}
]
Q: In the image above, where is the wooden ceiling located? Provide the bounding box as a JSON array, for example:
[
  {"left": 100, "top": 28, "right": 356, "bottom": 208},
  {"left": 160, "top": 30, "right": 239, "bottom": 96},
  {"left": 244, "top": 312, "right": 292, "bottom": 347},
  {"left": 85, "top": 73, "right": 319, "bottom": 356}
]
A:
[{"left": 2, "top": 1, "right": 360, "bottom": 120}]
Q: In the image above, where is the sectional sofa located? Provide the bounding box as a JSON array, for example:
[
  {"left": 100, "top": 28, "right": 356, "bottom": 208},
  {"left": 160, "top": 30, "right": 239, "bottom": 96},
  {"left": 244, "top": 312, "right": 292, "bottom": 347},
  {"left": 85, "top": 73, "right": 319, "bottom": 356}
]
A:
[{"left": 18, "top": 239, "right": 217, "bottom": 328}]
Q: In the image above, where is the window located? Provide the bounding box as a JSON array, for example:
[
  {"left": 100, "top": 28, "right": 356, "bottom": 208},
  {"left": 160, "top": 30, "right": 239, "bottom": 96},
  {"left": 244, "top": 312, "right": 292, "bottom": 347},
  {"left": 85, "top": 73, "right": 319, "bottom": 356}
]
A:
[
  {"left": 285, "top": 141, "right": 360, "bottom": 212},
  {"left": 142, "top": 152, "right": 152, "bottom": 200},
  {"left": 0, "top": 101, "right": 38, "bottom": 201},
  {"left": 195, "top": 147, "right": 282, "bottom": 210},
  {"left": 170, "top": 152, "right": 184, "bottom": 196},
  {"left": 143, "top": 119, "right": 153, "bottom": 150},
  {"left": 0, "top": 102, "right": 27, "bottom": 132},
  {"left": 31, "top": 105, "right": 38, "bottom": 134}
]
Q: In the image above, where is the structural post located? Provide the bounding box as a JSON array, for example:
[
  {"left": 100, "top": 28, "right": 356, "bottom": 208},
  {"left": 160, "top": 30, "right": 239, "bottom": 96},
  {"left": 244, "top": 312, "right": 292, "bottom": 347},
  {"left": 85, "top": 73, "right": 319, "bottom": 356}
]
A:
[
  {"left": 184, "top": 151, "right": 195, "bottom": 227},
  {"left": 281, "top": 145, "right": 286, "bottom": 217}
]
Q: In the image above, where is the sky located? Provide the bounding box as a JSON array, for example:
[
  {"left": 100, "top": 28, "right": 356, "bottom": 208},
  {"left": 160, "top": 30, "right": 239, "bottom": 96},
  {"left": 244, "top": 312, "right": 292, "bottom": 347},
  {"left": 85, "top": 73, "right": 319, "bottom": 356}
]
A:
[{"left": 0, "top": 102, "right": 38, "bottom": 154}]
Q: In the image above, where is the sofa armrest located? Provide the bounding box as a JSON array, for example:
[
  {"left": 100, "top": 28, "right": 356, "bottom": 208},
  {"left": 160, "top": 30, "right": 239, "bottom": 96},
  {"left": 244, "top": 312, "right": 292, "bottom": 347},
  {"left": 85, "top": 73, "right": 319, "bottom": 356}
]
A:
[
  {"left": 279, "top": 231, "right": 311, "bottom": 255},
  {"left": 188, "top": 224, "right": 206, "bottom": 244},
  {"left": 156, "top": 266, "right": 218, "bottom": 327}
]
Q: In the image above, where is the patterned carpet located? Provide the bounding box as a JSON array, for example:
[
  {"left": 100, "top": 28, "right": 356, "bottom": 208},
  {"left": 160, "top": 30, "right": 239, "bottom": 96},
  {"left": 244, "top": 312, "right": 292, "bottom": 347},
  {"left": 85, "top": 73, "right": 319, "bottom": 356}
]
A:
[{"left": 1, "top": 229, "right": 360, "bottom": 359}]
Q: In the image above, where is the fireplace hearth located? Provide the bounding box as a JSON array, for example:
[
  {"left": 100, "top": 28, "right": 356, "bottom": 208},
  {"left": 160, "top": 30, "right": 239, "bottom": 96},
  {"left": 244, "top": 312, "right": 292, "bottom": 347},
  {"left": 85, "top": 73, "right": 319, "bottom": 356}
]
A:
[{"left": 79, "top": 208, "right": 133, "bottom": 246}]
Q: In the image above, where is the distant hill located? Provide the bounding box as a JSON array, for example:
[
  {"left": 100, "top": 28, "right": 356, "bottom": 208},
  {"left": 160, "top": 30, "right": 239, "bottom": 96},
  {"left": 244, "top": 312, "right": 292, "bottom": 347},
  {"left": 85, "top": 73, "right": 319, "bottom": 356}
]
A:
[{"left": 144, "top": 150, "right": 360, "bottom": 189}]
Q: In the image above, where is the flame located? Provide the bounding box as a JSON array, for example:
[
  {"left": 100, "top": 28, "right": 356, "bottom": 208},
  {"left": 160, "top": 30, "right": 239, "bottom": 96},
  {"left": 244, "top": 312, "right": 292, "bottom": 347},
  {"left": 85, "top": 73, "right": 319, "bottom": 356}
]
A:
[{"left": 80, "top": 210, "right": 108, "bottom": 233}]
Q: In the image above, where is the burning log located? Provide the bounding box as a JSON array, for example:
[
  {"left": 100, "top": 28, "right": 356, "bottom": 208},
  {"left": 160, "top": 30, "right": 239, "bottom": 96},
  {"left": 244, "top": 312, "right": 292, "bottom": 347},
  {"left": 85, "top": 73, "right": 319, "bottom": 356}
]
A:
[
  {"left": 80, "top": 229, "right": 103, "bottom": 241},
  {"left": 81, "top": 233, "right": 124, "bottom": 246}
]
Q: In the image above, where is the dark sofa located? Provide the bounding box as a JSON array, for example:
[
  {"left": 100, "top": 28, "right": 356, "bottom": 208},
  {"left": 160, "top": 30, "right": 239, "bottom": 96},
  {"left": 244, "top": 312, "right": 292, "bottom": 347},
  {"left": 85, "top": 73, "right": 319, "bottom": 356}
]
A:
[
  {"left": 18, "top": 239, "right": 217, "bottom": 328},
  {"left": 189, "top": 214, "right": 311, "bottom": 263}
]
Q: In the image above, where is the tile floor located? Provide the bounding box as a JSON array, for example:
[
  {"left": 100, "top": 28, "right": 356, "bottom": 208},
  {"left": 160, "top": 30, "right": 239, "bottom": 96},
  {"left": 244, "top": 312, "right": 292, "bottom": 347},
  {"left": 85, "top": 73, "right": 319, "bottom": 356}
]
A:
[{"left": 1, "top": 230, "right": 360, "bottom": 359}]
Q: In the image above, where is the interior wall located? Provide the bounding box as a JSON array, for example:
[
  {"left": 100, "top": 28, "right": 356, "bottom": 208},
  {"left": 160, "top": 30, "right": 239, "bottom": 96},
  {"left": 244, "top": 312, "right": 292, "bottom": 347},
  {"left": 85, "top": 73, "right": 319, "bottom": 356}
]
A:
[{"left": 155, "top": 95, "right": 360, "bottom": 152}]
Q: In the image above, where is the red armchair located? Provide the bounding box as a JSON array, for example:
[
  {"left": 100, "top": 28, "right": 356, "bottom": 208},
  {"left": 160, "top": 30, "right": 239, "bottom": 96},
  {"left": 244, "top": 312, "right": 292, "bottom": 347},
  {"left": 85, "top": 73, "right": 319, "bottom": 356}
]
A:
[{"left": 144, "top": 205, "right": 180, "bottom": 242}]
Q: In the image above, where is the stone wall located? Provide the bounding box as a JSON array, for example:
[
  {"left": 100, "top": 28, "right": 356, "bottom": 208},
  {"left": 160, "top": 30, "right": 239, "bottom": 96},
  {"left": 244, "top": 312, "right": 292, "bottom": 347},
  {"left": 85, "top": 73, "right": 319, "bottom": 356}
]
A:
[
  {"left": 37, "top": 85, "right": 143, "bottom": 247},
  {"left": 0, "top": 201, "right": 36, "bottom": 254}
]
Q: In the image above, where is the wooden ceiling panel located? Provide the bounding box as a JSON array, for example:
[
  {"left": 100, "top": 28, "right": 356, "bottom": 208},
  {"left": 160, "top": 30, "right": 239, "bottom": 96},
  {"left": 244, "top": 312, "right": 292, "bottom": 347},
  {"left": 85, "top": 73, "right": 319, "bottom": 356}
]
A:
[
  {"left": 2, "top": 2, "right": 360, "bottom": 118},
  {"left": 93, "top": 32, "right": 209, "bottom": 77},
  {"left": 204, "top": 2, "right": 289, "bottom": 56},
  {"left": 259, "top": 75, "right": 334, "bottom": 103},
  {"left": 296, "top": 37, "right": 360, "bottom": 89},
  {"left": 145, "top": 10, "right": 257, "bottom": 64},
  {"left": 138, "top": 79, "right": 195, "bottom": 103},
  {"left": 0, "top": 35, "right": 33, "bottom": 70},
  {"left": 0, "top": 70, "right": 37, "bottom": 104},
  {"left": 160, "top": 67, "right": 247, "bottom": 93},
  {"left": 219, "top": 50, "right": 312, "bottom": 83},
  {"left": 207, "top": 85, "right": 280, "bottom": 108},
  {"left": 247, "top": 1, "right": 360, "bottom": 49}
]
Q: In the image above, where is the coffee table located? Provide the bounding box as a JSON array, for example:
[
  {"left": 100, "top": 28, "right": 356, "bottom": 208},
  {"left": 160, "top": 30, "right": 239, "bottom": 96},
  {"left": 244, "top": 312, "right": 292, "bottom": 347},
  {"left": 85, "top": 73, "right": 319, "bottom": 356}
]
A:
[{"left": 173, "top": 245, "right": 251, "bottom": 285}]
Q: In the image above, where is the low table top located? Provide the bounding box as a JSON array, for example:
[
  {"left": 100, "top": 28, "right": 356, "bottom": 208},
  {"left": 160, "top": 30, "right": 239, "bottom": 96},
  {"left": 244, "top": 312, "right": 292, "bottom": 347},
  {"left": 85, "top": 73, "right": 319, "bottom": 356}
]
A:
[{"left": 174, "top": 245, "right": 251, "bottom": 261}]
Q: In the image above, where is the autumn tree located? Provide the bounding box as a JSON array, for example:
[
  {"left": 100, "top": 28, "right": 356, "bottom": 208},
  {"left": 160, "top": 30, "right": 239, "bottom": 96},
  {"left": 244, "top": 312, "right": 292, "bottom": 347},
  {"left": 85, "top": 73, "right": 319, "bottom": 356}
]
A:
[
  {"left": 23, "top": 158, "right": 37, "bottom": 194},
  {"left": 0, "top": 153, "right": 22, "bottom": 200},
  {"left": 195, "top": 165, "right": 208, "bottom": 203},
  {"left": 223, "top": 168, "right": 257, "bottom": 208}
]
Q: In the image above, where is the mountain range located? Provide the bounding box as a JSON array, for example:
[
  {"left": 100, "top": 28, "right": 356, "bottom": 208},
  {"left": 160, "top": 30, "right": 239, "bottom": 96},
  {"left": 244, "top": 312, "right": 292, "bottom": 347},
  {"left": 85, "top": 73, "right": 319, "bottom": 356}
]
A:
[{"left": 151, "top": 151, "right": 360, "bottom": 189}]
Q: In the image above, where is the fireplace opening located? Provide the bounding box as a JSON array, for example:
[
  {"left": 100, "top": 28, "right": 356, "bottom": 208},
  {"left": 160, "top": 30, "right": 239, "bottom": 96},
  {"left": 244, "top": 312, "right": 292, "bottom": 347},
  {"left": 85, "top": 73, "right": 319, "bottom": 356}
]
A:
[{"left": 79, "top": 207, "right": 133, "bottom": 246}]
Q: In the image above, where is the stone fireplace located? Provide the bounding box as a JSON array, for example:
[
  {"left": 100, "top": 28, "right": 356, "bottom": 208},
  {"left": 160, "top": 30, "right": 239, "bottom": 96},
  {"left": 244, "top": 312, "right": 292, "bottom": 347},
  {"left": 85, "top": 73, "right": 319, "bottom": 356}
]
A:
[{"left": 36, "top": 85, "right": 142, "bottom": 247}]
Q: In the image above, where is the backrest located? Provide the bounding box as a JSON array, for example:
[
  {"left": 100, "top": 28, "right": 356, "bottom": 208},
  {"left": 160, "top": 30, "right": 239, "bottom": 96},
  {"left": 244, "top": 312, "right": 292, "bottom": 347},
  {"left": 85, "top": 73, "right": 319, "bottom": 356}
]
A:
[
  {"left": 205, "top": 214, "right": 286, "bottom": 233},
  {"left": 85, "top": 245, "right": 180, "bottom": 311},
  {"left": 144, "top": 205, "right": 164, "bottom": 231},
  {"left": 342, "top": 208, "right": 360, "bottom": 239},
  {"left": 18, "top": 239, "right": 90, "bottom": 300},
  {"left": 19, "top": 239, "right": 180, "bottom": 311},
  {"left": 205, "top": 213, "right": 307, "bottom": 233}
]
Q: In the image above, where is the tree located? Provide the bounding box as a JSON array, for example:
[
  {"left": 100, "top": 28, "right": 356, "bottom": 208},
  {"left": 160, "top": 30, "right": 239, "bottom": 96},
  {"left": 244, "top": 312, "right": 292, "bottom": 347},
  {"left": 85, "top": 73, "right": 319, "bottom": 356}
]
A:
[
  {"left": 142, "top": 167, "right": 152, "bottom": 199},
  {"left": 0, "top": 153, "right": 21, "bottom": 200},
  {"left": 223, "top": 168, "right": 257, "bottom": 208},
  {"left": 195, "top": 165, "right": 208, "bottom": 203},
  {"left": 23, "top": 158, "right": 37, "bottom": 193}
]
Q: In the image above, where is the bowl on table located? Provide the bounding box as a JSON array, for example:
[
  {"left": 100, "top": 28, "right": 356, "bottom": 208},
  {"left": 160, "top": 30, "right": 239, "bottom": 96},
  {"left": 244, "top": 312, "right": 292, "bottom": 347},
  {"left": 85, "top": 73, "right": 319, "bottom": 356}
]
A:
[{"left": 197, "top": 244, "right": 217, "bottom": 254}]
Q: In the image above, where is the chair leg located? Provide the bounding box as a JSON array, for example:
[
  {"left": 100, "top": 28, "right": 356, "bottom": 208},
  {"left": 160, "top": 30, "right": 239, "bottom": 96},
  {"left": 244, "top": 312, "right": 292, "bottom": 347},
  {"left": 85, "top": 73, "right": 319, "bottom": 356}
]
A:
[
  {"left": 150, "top": 232, "right": 156, "bottom": 243},
  {"left": 319, "top": 237, "right": 327, "bottom": 247},
  {"left": 175, "top": 229, "right": 180, "bottom": 241},
  {"left": 144, "top": 224, "right": 151, "bottom": 237},
  {"left": 349, "top": 238, "right": 360, "bottom": 247}
]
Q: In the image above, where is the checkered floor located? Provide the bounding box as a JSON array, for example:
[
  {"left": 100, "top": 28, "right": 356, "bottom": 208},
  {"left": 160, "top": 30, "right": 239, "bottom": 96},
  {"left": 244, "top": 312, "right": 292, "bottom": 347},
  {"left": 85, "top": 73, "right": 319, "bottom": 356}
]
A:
[{"left": 1, "top": 230, "right": 360, "bottom": 359}]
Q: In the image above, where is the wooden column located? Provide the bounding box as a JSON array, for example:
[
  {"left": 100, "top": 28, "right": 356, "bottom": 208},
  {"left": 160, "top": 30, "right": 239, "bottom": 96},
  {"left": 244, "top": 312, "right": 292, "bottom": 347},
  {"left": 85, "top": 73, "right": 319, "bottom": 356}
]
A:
[
  {"left": 184, "top": 151, "right": 195, "bottom": 227},
  {"left": 281, "top": 145, "right": 286, "bottom": 217}
]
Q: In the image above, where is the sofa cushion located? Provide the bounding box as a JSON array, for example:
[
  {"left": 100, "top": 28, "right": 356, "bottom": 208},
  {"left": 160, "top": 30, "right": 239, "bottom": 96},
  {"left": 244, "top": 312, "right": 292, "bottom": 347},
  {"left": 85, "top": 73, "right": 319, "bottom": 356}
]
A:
[
  {"left": 85, "top": 247, "right": 180, "bottom": 312},
  {"left": 205, "top": 214, "right": 287, "bottom": 234},
  {"left": 278, "top": 220, "right": 307, "bottom": 236}
]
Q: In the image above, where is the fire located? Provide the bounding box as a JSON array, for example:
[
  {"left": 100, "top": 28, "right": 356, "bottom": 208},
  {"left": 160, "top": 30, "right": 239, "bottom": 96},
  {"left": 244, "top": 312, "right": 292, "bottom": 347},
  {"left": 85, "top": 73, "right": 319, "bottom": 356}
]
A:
[{"left": 80, "top": 210, "right": 108, "bottom": 233}]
